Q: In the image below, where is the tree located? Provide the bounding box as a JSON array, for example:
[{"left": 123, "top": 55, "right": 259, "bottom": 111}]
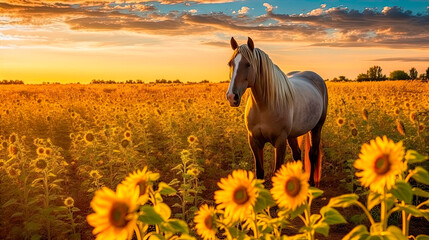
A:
[
  {"left": 367, "top": 65, "right": 386, "bottom": 81},
  {"left": 356, "top": 73, "right": 369, "bottom": 82},
  {"left": 389, "top": 70, "right": 410, "bottom": 80},
  {"left": 409, "top": 67, "right": 418, "bottom": 80},
  {"left": 426, "top": 67, "right": 429, "bottom": 80}
]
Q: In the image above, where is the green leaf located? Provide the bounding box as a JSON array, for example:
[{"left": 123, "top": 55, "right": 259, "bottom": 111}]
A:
[
  {"left": 31, "top": 235, "right": 41, "bottom": 240},
  {"left": 310, "top": 214, "right": 321, "bottom": 225},
  {"left": 412, "top": 187, "right": 429, "bottom": 198},
  {"left": 412, "top": 167, "right": 429, "bottom": 185},
  {"left": 138, "top": 205, "right": 164, "bottom": 225},
  {"left": 342, "top": 225, "right": 369, "bottom": 240},
  {"left": 396, "top": 205, "right": 423, "bottom": 217},
  {"left": 254, "top": 189, "right": 275, "bottom": 212},
  {"left": 390, "top": 180, "right": 412, "bottom": 204},
  {"left": 405, "top": 150, "right": 428, "bottom": 164},
  {"left": 290, "top": 204, "right": 307, "bottom": 220},
  {"left": 328, "top": 194, "right": 359, "bottom": 208},
  {"left": 154, "top": 203, "right": 171, "bottom": 221},
  {"left": 314, "top": 222, "right": 329, "bottom": 237},
  {"left": 309, "top": 187, "right": 324, "bottom": 199},
  {"left": 158, "top": 182, "right": 176, "bottom": 195},
  {"left": 368, "top": 191, "right": 381, "bottom": 211},
  {"left": 2, "top": 198, "right": 17, "bottom": 208},
  {"left": 385, "top": 225, "right": 407, "bottom": 240},
  {"left": 148, "top": 233, "right": 165, "bottom": 240},
  {"left": 320, "top": 206, "right": 347, "bottom": 225},
  {"left": 416, "top": 235, "right": 429, "bottom": 240},
  {"left": 160, "top": 219, "right": 189, "bottom": 234}
]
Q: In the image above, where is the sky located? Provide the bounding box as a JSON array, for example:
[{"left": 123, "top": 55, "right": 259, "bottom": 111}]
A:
[{"left": 1, "top": 0, "right": 429, "bottom": 84}]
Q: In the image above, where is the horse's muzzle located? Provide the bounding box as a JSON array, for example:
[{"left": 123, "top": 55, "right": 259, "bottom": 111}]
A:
[{"left": 226, "top": 92, "right": 240, "bottom": 107}]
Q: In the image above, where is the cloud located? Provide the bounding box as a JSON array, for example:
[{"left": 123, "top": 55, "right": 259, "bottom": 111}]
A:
[
  {"left": 263, "top": 3, "right": 274, "bottom": 12},
  {"left": 2, "top": 1, "right": 429, "bottom": 49},
  {"left": 237, "top": 6, "right": 249, "bottom": 15},
  {"left": 371, "top": 57, "right": 429, "bottom": 62}
]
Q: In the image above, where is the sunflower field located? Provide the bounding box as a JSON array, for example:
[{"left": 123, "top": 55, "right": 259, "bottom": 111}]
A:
[{"left": 0, "top": 81, "right": 429, "bottom": 239}]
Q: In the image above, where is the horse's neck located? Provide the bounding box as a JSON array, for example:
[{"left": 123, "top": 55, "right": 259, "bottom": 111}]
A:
[{"left": 248, "top": 75, "right": 268, "bottom": 111}]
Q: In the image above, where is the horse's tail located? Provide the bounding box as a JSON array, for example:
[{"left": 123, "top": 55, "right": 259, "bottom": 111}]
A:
[
  {"left": 304, "top": 132, "right": 311, "bottom": 177},
  {"left": 304, "top": 132, "right": 323, "bottom": 187}
]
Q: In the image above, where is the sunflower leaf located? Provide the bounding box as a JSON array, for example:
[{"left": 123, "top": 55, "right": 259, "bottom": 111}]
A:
[
  {"left": 385, "top": 225, "right": 407, "bottom": 240},
  {"left": 342, "top": 225, "right": 369, "bottom": 240},
  {"left": 412, "top": 188, "right": 429, "bottom": 198},
  {"left": 412, "top": 167, "right": 429, "bottom": 185},
  {"left": 138, "top": 205, "right": 164, "bottom": 225},
  {"left": 396, "top": 205, "right": 423, "bottom": 217},
  {"left": 405, "top": 150, "right": 428, "bottom": 164},
  {"left": 367, "top": 191, "right": 381, "bottom": 211},
  {"left": 416, "top": 235, "right": 429, "bottom": 240},
  {"left": 160, "top": 219, "right": 189, "bottom": 234},
  {"left": 390, "top": 180, "right": 412, "bottom": 204},
  {"left": 309, "top": 187, "right": 324, "bottom": 199},
  {"left": 314, "top": 221, "right": 329, "bottom": 237},
  {"left": 158, "top": 182, "right": 176, "bottom": 196},
  {"left": 320, "top": 206, "right": 347, "bottom": 225},
  {"left": 328, "top": 194, "right": 359, "bottom": 208}
]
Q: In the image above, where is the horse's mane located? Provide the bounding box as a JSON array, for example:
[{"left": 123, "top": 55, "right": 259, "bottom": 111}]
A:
[{"left": 236, "top": 44, "right": 295, "bottom": 110}]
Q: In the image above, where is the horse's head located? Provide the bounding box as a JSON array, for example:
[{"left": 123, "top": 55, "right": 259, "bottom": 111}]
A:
[{"left": 226, "top": 37, "right": 255, "bottom": 107}]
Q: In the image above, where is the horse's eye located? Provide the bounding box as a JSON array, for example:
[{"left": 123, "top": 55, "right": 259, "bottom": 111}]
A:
[{"left": 246, "top": 63, "right": 251, "bottom": 67}]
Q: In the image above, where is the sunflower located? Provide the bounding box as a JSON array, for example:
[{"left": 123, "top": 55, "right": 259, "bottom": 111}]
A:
[
  {"left": 362, "top": 108, "right": 369, "bottom": 121},
  {"left": 121, "top": 167, "right": 157, "bottom": 204},
  {"left": 34, "top": 158, "right": 48, "bottom": 171},
  {"left": 45, "top": 148, "right": 52, "bottom": 157},
  {"left": 187, "top": 168, "right": 200, "bottom": 177},
  {"left": 214, "top": 170, "right": 257, "bottom": 222},
  {"left": 187, "top": 135, "right": 198, "bottom": 145},
  {"left": 336, "top": 117, "right": 345, "bottom": 126},
  {"left": 64, "top": 197, "right": 75, "bottom": 208},
  {"left": 90, "top": 170, "right": 102, "bottom": 179},
  {"left": 0, "top": 159, "right": 6, "bottom": 169},
  {"left": 120, "top": 139, "right": 130, "bottom": 148},
  {"left": 36, "top": 147, "right": 45, "bottom": 155},
  {"left": 87, "top": 184, "right": 139, "bottom": 240},
  {"left": 84, "top": 132, "right": 95, "bottom": 144},
  {"left": 123, "top": 131, "right": 131, "bottom": 139},
  {"left": 271, "top": 161, "right": 309, "bottom": 210},
  {"left": 9, "top": 133, "right": 17, "bottom": 144},
  {"left": 194, "top": 204, "right": 217, "bottom": 240},
  {"left": 9, "top": 145, "right": 18, "bottom": 157},
  {"left": 354, "top": 136, "right": 405, "bottom": 193},
  {"left": 396, "top": 119, "right": 406, "bottom": 136}
]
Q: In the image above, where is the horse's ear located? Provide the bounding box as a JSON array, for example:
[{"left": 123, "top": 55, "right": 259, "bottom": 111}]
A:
[
  {"left": 230, "top": 37, "right": 238, "bottom": 50},
  {"left": 247, "top": 37, "right": 254, "bottom": 52}
]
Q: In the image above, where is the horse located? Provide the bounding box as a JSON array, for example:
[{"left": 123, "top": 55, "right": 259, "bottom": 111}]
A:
[{"left": 226, "top": 37, "right": 328, "bottom": 187}]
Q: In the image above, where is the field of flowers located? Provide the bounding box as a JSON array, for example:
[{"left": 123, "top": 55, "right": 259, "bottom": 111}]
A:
[{"left": 0, "top": 81, "right": 428, "bottom": 239}]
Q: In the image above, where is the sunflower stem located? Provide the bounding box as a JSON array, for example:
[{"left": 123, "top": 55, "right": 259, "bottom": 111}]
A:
[
  {"left": 401, "top": 201, "right": 408, "bottom": 236},
  {"left": 253, "top": 212, "right": 259, "bottom": 238},
  {"left": 355, "top": 201, "right": 375, "bottom": 225},
  {"left": 381, "top": 189, "right": 387, "bottom": 231}
]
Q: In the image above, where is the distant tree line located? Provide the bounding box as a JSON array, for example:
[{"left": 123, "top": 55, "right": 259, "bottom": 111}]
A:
[
  {"left": 0, "top": 80, "right": 24, "bottom": 84},
  {"left": 90, "top": 79, "right": 212, "bottom": 84},
  {"left": 327, "top": 66, "right": 429, "bottom": 82}
]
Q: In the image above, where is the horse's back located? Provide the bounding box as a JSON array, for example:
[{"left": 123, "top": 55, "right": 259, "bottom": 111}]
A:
[{"left": 287, "top": 71, "right": 326, "bottom": 93}]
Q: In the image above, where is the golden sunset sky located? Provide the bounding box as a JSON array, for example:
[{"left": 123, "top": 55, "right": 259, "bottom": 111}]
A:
[{"left": 1, "top": 0, "right": 429, "bottom": 84}]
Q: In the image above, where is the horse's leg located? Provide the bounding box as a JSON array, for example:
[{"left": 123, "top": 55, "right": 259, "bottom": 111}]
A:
[
  {"left": 249, "top": 135, "right": 265, "bottom": 179},
  {"left": 288, "top": 137, "right": 301, "bottom": 161},
  {"left": 274, "top": 137, "right": 287, "bottom": 172},
  {"left": 309, "top": 125, "right": 323, "bottom": 186}
]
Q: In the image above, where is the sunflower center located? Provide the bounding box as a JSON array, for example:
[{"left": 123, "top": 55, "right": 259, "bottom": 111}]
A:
[
  {"left": 204, "top": 215, "right": 213, "bottom": 230},
  {"left": 109, "top": 202, "right": 129, "bottom": 228},
  {"left": 36, "top": 159, "right": 48, "bottom": 170},
  {"left": 285, "top": 177, "right": 301, "bottom": 197},
  {"left": 374, "top": 155, "right": 390, "bottom": 175},
  {"left": 138, "top": 180, "right": 147, "bottom": 195},
  {"left": 233, "top": 186, "right": 249, "bottom": 205}
]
